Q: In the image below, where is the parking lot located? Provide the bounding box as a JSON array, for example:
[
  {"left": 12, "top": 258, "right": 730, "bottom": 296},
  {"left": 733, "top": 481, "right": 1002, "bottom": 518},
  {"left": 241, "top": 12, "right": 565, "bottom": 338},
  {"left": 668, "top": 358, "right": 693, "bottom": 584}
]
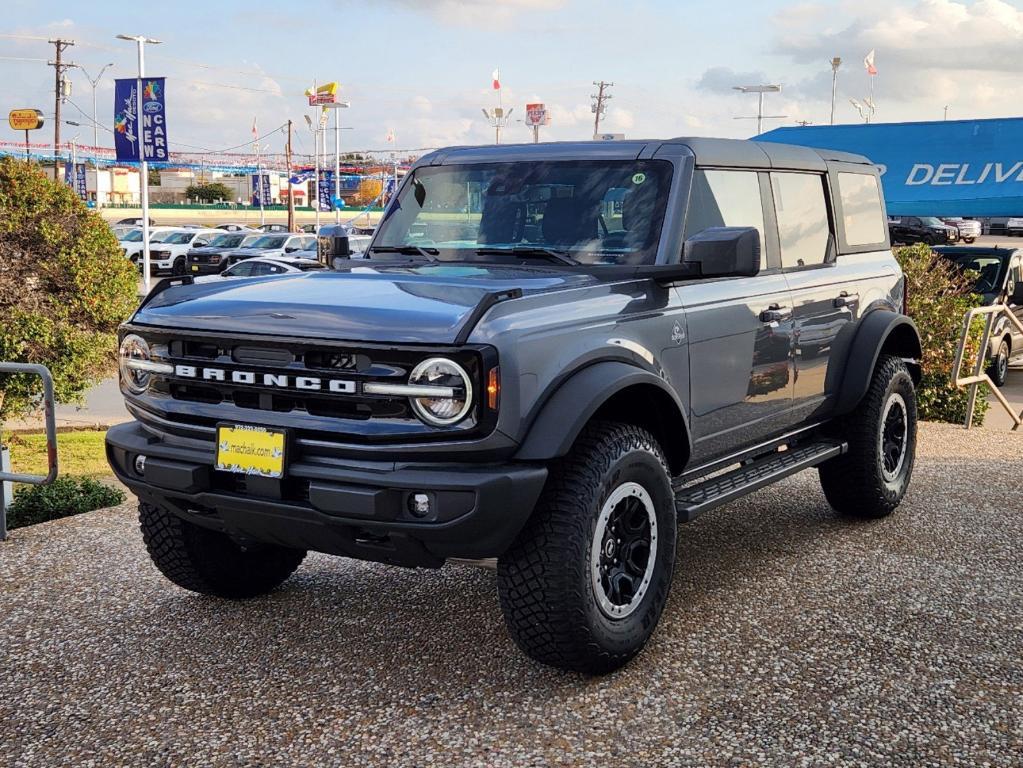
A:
[{"left": 1, "top": 421, "right": 1020, "bottom": 767}]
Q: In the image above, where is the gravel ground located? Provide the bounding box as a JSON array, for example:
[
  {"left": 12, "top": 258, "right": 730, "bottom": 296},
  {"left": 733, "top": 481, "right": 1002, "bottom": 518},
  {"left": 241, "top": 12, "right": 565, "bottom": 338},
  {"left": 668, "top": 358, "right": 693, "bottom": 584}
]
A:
[{"left": 1, "top": 422, "right": 1021, "bottom": 767}]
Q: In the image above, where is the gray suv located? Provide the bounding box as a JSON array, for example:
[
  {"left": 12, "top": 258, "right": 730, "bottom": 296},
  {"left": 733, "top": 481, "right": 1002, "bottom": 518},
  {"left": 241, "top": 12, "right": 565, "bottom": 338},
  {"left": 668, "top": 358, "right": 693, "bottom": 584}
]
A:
[{"left": 107, "top": 138, "right": 922, "bottom": 673}]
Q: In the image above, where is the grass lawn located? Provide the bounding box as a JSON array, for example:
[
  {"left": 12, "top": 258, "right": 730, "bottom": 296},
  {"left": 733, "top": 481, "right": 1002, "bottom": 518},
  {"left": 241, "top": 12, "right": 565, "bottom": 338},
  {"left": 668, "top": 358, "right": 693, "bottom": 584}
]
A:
[{"left": 5, "top": 430, "right": 112, "bottom": 480}]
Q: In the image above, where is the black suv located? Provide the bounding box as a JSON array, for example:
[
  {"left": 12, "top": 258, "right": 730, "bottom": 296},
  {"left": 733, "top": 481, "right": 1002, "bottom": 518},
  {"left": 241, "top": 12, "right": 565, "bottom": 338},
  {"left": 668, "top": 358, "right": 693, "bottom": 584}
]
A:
[
  {"left": 889, "top": 215, "right": 959, "bottom": 245},
  {"left": 108, "top": 138, "right": 922, "bottom": 673}
]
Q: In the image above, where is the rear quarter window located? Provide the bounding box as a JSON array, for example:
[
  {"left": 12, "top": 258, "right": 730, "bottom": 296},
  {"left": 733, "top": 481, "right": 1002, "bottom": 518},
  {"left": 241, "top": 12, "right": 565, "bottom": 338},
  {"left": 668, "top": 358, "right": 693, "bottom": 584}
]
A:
[{"left": 838, "top": 173, "right": 886, "bottom": 246}]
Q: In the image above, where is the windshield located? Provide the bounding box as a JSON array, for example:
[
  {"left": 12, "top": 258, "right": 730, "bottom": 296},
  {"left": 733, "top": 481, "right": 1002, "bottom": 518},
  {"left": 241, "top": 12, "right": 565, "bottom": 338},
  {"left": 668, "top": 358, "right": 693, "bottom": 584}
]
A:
[
  {"left": 206, "top": 233, "right": 245, "bottom": 248},
  {"left": 372, "top": 160, "right": 673, "bottom": 265},
  {"left": 164, "top": 231, "right": 199, "bottom": 244},
  {"left": 121, "top": 230, "right": 143, "bottom": 242},
  {"left": 943, "top": 252, "right": 1009, "bottom": 294},
  {"left": 247, "top": 235, "right": 288, "bottom": 249},
  {"left": 920, "top": 217, "right": 946, "bottom": 227},
  {"left": 150, "top": 231, "right": 178, "bottom": 243}
]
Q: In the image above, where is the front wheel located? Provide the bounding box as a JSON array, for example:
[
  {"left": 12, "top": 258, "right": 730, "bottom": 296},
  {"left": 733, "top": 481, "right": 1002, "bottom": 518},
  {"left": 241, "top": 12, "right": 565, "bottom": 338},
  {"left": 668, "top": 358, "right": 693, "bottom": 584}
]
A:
[
  {"left": 988, "top": 338, "right": 1010, "bottom": 387},
  {"left": 819, "top": 355, "right": 917, "bottom": 518},
  {"left": 139, "top": 501, "right": 306, "bottom": 598},
  {"left": 497, "top": 422, "right": 677, "bottom": 674},
  {"left": 172, "top": 257, "right": 186, "bottom": 276}
]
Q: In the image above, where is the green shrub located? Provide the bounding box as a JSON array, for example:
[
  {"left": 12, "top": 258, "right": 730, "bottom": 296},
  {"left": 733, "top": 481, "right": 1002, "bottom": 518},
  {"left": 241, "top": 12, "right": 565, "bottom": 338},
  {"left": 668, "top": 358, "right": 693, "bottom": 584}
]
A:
[
  {"left": 894, "top": 244, "right": 989, "bottom": 425},
  {"left": 0, "top": 157, "right": 138, "bottom": 423},
  {"left": 185, "top": 182, "right": 234, "bottom": 203},
  {"left": 5, "top": 477, "right": 125, "bottom": 529}
]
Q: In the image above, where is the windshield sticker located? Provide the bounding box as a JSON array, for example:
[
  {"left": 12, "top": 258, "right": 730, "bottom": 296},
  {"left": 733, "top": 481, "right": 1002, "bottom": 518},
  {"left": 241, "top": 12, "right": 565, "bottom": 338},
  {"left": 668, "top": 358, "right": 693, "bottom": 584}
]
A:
[{"left": 632, "top": 173, "right": 646, "bottom": 185}]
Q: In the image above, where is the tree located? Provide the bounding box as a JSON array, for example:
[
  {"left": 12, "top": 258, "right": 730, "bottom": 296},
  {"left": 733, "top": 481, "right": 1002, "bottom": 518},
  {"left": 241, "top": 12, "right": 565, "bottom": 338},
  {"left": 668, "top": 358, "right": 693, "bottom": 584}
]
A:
[
  {"left": 0, "top": 157, "right": 138, "bottom": 423},
  {"left": 185, "top": 182, "right": 233, "bottom": 203}
]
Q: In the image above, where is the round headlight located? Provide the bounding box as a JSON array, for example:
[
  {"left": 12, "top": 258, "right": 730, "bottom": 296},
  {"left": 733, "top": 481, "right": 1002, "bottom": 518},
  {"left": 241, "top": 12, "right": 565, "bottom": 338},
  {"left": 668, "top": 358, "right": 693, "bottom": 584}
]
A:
[
  {"left": 409, "top": 357, "right": 473, "bottom": 426},
  {"left": 119, "top": 334, "right": 152, "bottom": 394}
]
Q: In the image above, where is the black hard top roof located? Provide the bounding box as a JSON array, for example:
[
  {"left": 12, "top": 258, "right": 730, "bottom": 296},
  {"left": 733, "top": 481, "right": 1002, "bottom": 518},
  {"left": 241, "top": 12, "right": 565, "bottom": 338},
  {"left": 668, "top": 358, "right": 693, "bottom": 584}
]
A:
[{"left": 418, "top": 136, "right": 874, "bottom": 171}]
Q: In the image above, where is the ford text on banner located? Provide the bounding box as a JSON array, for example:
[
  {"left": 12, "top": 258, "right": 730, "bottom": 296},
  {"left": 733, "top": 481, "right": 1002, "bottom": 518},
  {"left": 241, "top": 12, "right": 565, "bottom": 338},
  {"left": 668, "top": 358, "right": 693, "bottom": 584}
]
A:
[{"left": 114, "top": 77, "right": 170, "bottom": 163}]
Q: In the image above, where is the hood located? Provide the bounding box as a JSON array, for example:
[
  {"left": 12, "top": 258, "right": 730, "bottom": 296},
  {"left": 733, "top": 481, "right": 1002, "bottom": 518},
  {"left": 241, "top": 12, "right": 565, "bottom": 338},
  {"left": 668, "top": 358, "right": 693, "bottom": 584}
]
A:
[
  {"left": 133, "top": 263, "right": 596, "bottom": 344},
  {"left": 189, "top": 245, "right": 241, "bottom": 255}
]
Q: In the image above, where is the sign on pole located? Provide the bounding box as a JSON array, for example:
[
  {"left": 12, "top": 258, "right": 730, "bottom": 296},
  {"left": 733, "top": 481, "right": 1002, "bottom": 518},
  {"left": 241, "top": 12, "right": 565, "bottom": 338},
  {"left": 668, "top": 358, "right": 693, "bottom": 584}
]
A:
[
  {"left": 8, "top": 109, "right": 44, "bottom": 131},
  {"left": 251, "top": 173, "right": 271, "bottom": 206},
  {"left": 525, "top": 103, "right": 549, "bottom": 127},
  {"left": 114, "top": 77, "right": 170, "bottom": 162},
  {"left": 318, "top": 170, "right": 335, "bottom": 212},
  {"left": 75, "top": 164, "right": 87, "bottom": 200},
  {"left": 307, "top": 82, "right": 341, "bottom": 107}
]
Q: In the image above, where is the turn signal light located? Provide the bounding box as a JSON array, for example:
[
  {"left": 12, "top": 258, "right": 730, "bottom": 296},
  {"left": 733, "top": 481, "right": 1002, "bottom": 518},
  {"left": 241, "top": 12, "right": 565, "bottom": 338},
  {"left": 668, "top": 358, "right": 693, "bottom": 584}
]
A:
[{"left": 487, "top": 367, "right": 500, "bottom": 410}]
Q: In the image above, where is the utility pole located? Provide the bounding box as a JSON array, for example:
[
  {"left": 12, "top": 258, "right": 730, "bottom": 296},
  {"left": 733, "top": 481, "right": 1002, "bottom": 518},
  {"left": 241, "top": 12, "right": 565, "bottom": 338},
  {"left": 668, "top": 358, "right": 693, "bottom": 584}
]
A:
[
  {"left": 286, "top": 119, "right": 295, "bottom": 232},
  {"left": 591, "top": 80, "right": 613, "bottom": 138},
  {"left": 48, "top": 38, "right": 75, "bottom": 180}
]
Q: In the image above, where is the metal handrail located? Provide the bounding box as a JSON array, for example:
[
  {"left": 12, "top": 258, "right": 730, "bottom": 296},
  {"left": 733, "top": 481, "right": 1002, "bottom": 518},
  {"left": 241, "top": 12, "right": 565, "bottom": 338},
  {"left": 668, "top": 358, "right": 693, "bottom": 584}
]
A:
[{"left": 952, "top": 305, "right": 1023, "bottom": 430}]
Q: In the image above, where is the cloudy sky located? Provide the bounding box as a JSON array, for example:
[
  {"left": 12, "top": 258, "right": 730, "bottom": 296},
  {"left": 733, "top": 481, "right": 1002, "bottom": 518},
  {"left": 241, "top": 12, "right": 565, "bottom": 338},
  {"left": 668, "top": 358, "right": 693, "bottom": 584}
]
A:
[{"left": 1, "top": 0, "right": 1021, "bottom": 158}]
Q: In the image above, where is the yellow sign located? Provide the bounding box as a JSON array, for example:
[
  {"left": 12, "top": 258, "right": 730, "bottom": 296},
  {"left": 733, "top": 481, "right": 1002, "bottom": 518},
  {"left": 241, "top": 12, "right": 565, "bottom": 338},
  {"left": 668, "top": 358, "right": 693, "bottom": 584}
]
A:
[
  {"left": 216, "top": 425, "right": 286, "bottom": 478},
  {"left": 9, "top": 109, "right": 44, "bottom": 131},
  {"left": 305, "top": 82, "right": 341, "bottom": 106}
]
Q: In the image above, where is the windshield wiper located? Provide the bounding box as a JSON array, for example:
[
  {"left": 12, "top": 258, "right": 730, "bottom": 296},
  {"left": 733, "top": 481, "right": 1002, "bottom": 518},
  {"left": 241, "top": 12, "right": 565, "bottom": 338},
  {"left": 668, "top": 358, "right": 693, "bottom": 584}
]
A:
[
  {"left": 475, "top": 246, "right": 581, "bottom": 266},
  {"left": 369, "top": 245, "right": 439, "bottom": 261}
]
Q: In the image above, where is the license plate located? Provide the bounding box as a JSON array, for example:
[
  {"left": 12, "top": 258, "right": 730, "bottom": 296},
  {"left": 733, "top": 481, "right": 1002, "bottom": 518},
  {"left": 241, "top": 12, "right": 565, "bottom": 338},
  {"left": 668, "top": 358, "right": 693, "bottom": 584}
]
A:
[
  {"left": 191, "top": 264, "right": 199, "bottom": 272},
  {"left": 216, "top": 425, "right": 286, "bottom": 478}
]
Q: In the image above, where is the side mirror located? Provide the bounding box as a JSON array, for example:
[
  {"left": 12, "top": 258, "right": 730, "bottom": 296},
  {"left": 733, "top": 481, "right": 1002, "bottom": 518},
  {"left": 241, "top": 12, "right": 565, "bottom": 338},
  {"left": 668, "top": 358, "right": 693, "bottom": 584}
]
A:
[
  {"left": 683, "top": 226, "right": 761, "bottom": 278},
  {"left": 317, "top": 231, "right": 351, "bottom": 268}
]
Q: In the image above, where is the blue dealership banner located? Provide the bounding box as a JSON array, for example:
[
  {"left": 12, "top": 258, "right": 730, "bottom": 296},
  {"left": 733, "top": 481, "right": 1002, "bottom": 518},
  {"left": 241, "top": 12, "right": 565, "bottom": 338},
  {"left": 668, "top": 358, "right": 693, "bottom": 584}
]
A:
[
  {"left": 64, "top": 160, "right": 73, "bottom": 188},
  {"left": 759, "top": 117, "right": 1023, "bottom": 217},
  {"left": 251, "top": 174, "right": 271, "bottom": 206},
  {"left": 318, "top": 170, "right": 334, "bottom": 212},
  {"left": 114, "top": 77, "right": 169, "bottom": 162},
  {"left": 75, "top": 163, "right": 87, "bottom": 200}
]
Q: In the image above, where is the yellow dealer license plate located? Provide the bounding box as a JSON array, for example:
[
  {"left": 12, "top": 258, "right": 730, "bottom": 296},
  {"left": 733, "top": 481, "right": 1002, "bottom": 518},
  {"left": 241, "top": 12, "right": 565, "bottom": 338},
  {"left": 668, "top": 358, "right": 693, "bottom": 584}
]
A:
[
  {"left": 215, "top": 424, "right": 287, "bottom": 478},
  {"left": 191, "top": 264, "right": 199, "bottom": 272}
]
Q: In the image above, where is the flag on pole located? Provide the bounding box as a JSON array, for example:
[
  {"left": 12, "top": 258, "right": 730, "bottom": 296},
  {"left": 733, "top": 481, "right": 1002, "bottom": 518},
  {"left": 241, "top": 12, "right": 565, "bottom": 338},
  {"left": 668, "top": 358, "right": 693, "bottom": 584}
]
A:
[
  {"left": 251, "top": 117, "right": 258, "bottom": 140},
  {"left": 386, "top": 128, "right": 395, "bottom": 144},
  {"left": 864, "top": 49, "right": 877, "bottom": 76},
  {"left": 492, "top": 68, "right": 501, "bottom": 90}
]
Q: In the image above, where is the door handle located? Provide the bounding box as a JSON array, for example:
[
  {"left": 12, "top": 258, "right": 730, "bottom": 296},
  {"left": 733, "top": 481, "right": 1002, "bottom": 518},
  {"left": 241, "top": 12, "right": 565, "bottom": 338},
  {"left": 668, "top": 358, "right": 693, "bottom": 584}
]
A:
[
  {"left": 759, "top": 304, "right": 791, "bottom": 323},
  {"left": 833, "top": 292, "right": 860, "bottom": 309}
]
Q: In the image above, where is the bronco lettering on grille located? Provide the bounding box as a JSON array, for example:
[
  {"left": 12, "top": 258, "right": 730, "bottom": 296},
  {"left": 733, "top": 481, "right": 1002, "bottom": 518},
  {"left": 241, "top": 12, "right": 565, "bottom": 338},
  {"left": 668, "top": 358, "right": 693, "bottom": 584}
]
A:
[{"left": 173, "top": 365, "right": 356, "bottom": 394}]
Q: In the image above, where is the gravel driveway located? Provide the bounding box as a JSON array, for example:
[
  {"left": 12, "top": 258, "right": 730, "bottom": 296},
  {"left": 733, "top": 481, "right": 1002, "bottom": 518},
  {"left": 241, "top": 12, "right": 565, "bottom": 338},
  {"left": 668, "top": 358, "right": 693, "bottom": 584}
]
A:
[{"left": 1, "top": 422, "right": 1021, "bottom": 767}]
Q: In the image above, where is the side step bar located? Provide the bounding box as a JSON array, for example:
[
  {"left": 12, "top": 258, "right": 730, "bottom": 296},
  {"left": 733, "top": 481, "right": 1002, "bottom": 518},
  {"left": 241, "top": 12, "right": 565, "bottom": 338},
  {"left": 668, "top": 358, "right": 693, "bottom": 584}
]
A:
[{"left": 674, "top": 439, "right": 847, "bottom": 522}]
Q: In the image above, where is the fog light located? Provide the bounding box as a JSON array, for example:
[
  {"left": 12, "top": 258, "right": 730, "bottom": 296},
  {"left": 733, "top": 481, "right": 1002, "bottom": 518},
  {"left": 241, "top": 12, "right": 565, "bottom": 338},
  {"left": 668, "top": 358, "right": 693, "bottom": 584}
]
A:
[
  {"left": 134, "top": 455, "right": 147, "bottom": 475},
  {"left": 408, "top": 492, "right": 431, "bottom": 518}
]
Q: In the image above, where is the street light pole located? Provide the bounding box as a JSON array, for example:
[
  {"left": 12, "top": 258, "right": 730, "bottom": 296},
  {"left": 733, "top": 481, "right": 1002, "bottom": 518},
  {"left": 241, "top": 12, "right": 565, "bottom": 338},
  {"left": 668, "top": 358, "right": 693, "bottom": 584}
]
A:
[
  {"left": 830, "top": 57, "right": 841, "bottom": 125},
  {"left": 330, "top": 101, "right": 350, "bottom": 225},
  {"left": 75, "top": 63, "right": 114, "bottom": 159},
  {"left": 117, "top": 34, "right": 162, "bottom": 295},
  {"left": 733, "top": 84, "right": 785, "bottom": 137}
]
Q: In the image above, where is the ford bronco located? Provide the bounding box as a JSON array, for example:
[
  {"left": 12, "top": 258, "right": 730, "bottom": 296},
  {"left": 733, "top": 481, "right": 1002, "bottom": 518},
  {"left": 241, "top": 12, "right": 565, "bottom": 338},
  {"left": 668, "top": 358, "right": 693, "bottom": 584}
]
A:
[{"left": 107, "top": 138, "right": 922, "bottom": 673}]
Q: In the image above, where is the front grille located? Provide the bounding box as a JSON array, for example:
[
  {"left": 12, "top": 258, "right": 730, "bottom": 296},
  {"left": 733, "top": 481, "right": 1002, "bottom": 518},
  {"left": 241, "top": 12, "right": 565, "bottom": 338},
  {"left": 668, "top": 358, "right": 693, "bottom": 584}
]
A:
[{"left": 133, "top": 329, "right": 497, "bottom": 445}]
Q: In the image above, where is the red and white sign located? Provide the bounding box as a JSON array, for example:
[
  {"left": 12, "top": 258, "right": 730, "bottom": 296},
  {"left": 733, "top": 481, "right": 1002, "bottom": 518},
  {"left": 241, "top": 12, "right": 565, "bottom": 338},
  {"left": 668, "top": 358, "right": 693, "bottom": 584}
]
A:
[{"left": 525, "top": 103, "right": 549, "bottom": 127}]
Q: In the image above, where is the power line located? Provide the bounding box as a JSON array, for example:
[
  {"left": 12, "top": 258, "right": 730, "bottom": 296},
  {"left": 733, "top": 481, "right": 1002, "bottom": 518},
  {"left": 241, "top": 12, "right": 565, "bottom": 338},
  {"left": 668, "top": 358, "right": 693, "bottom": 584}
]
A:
[{"left": 0, "top": 55, "right": 48, "bottom": 63}]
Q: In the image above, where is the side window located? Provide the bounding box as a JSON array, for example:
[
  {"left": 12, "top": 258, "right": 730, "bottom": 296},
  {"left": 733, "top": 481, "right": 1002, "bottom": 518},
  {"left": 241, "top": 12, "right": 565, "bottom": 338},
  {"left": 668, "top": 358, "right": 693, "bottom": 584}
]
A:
[
  {"left": 837, "top": 173, "right": 886, "bottom": 246},
  {"left": 684, "top": 170, "right": 765, "bottom": 264},
  {"left": 230, "top": 262, "right": 254, "bottom": 277},
  {"left": 771, "top": 173, "right": 830, "bottom": 270},
  {"left": 250, "top": 262, "right": 273, "bottom": 276}
]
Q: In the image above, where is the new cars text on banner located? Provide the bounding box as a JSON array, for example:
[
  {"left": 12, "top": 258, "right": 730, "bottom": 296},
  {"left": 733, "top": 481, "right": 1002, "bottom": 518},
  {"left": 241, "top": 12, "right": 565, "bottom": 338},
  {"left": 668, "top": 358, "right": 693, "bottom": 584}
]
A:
[
  {"left": 114, "top": 77, "right": 170, "bottom": 163},
  {"left": 251, "top": 174, "right": 271, "bottom": 206},
  {"left": 318, "top": 171, "right": 334, "bottom": 212},
  {"left": 75, "top": 164, "right": 87, "bottom": 200},
  {"left": 759, "top": 117, "right": 1023, "bottom": 217}
]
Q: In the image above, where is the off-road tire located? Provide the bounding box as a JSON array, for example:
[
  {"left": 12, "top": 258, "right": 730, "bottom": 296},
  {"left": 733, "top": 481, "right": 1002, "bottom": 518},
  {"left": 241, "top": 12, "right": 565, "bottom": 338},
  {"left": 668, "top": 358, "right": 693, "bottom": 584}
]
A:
[
  {"left": 497, "top": 421, "right": 676, "bottom": 674},
  {"left": 819, "top": 355, "right": 917, "bottom": 518},
  {"left": 172, "top": 257, "right": 186, "bottom": 276},
  {"left": 987, "top": 337, "right": 1010, "bottom": 387},
  {"left": 139, "top": 501, "right": 306, "bottom": 598}
]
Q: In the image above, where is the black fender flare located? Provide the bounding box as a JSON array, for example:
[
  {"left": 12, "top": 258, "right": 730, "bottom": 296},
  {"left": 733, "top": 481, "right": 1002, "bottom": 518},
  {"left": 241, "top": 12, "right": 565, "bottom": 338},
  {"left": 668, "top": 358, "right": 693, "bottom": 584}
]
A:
[
  {"left": 834, "top": 310, "right": 923, "bottom": 415},
  {"left": 514, "top": 361, "right": 691, "bottom": 469}
]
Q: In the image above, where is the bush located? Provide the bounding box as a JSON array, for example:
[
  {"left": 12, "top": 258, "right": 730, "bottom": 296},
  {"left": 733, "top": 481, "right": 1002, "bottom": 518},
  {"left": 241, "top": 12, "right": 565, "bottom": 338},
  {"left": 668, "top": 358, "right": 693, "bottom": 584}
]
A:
[
  {"left": 0, "top": 157, "right": 139, "bottom": 423},
  {"left": 5, "top": 476, "right": 125, "bottom": 529},
  {"left": 185, "top": 182, "right": 234, "bottom": 203},
  {"left": 894, "top": 244, "right": 990, "bottom": 425}
]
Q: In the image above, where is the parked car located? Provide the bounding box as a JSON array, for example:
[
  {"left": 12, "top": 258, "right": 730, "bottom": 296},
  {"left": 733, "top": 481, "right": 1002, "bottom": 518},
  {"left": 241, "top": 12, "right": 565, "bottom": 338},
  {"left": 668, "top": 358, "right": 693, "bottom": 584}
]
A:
[
  {"left": 108, "top": 137, "right": 921, "bottom": 674},
  {"left": 942, "top": 218, "right": 981, "bottom": 243},
  {"left": 256, "top": 223, "right": 291, "bottom": 233},
  {"left": 192, "top": 256, "right": 327, "bottom": 283},
  {"left": 120, "top": 226, "right": 179, "bottom": 261},
  {"left": 1005, "top": 218, "right": 1023, "bottom": 237},
  {"left": 216, "top": 223, "right": 260, "bottom": 232},
  {"left": 935, "top": 246, "right": 1023, "bottom": 385},
  {"left": 110, "top": 224, "right": 138, "bottom": 242},
  {"left": 888, "top": 216, "right": 959, "bottom": 245},
  {"left": 186, "top": 232, "right": 259, "bottom": 275},
  {"left": 116, "top": 216, "right": 155, "bottom": 226},
  {"left": 219, "top": 233, "right": 317, "bottom": 267},
  {"left": 142, "top": 228, "right": 222, "bottom": 276}
]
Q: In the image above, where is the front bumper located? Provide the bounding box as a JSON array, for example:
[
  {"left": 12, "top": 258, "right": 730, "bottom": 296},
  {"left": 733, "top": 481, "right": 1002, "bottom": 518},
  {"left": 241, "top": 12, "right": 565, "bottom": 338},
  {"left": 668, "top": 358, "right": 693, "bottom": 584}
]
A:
[{"left": 106, "top": 421, "right": 547, "bottom": 568}]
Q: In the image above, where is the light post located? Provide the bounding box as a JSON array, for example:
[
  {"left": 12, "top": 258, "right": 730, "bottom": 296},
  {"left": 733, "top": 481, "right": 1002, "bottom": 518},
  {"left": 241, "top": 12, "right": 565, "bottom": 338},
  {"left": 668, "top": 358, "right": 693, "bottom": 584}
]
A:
[
  {"left": 329, "top": 100, "right": 351, "bottom": 225},
  {"left": 733, "top": 84, "right": 785, "bottom": 136},
  {"left": 944, "top": 104, "right": 951, "bottom": 121},
  {"left": 830, "top": 57, "right": 841, "bottom": 125},
  {"left": 482, "top": 107, "right": 514, "bottom": 144},
  {"left": 73, "top": 62, "right": 114, "bottom": 159},
  {"left": 116, "top": 34, "right": 161, "bottom": 295},
  {"left": 304, "top": 114, "right": 321, "bottom": 232},
  {"left": 849, "top": 98, "right": 875, "bottom": 124}
]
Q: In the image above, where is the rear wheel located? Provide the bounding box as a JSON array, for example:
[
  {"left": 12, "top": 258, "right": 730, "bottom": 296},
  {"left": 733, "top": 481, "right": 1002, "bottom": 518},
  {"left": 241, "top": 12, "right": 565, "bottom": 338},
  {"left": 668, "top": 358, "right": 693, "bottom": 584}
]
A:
[
  {"left": 139, "top": 501, "right": 306, "bottom": 599},
  {"left": 819, "top": 355, "right": 917, "bottom": 518},
  {"left": 988, "top": 338, "right": 1010, "bottom": 387},
  {"left": 497, "top": 422, "right": 677, "bottom": 674}
]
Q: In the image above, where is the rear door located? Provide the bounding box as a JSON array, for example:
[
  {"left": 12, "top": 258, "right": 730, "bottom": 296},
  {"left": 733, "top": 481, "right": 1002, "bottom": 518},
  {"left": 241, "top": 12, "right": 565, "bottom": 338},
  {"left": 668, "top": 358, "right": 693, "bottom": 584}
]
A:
[{"left": 678, "top": 168, "right": 795, "bottom": 463}]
